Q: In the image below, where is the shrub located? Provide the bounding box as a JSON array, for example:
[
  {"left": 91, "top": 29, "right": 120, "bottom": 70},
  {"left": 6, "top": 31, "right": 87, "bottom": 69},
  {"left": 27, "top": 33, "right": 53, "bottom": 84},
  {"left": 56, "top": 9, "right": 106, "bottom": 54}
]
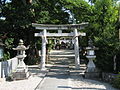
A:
[{"left": 112, "top": 73, "right": 120, "bottom": 89}]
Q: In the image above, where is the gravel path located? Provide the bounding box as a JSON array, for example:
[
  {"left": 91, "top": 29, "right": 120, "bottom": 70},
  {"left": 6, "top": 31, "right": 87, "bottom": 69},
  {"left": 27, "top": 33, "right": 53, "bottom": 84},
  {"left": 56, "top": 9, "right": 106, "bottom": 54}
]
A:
[
  {"left": 0, "top": 66, "right": 48, "bottom": 90},
  {"left": 0, "top": 50, "right": 118, "bottom": 90},
  {"left": 70, "top": 75, "right": 118, "bottom": 90}
]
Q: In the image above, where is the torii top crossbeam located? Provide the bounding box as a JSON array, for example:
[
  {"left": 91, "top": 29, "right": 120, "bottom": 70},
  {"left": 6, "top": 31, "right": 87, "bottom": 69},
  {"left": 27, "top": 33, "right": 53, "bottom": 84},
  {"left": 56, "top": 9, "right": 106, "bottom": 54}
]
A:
[
  {"left": 32, "top": 22, "right": 88, "bottom": 30},
  {"left": 32, "top": 22, "right": 88, "bottom": 70}
]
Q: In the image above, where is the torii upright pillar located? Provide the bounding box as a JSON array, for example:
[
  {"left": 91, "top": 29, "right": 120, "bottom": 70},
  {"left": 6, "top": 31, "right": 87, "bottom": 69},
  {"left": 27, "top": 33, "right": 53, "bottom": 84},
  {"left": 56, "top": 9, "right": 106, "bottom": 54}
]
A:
[
  {"left": 40, "top": 29, "right": 47, "bottom": 70},
  {"left": 32, "top": 23, "right": 88, "bottom": 69},
  {"left": 74, "top": 28, "right": 80, "bottom": 69}
]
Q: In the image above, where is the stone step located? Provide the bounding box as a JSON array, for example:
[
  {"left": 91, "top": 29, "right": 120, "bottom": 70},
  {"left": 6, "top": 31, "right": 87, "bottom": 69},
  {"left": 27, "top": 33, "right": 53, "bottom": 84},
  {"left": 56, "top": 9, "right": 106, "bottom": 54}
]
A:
[
  {"left": 69, "top": 64, "right": 87, "bottom": 76},
  {"left": 48, "top": 54, "right": 75, "bottom": 58}
]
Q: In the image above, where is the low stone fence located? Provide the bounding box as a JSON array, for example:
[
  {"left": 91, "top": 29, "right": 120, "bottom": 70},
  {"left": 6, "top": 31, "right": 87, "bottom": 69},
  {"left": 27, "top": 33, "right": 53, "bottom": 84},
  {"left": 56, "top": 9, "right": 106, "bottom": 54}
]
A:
[
  {"left": 0, "top": 57, "right": 18, "bottom": 78},
  {"left": 102, "top": 72, "right": 119, "bottom": 83}
]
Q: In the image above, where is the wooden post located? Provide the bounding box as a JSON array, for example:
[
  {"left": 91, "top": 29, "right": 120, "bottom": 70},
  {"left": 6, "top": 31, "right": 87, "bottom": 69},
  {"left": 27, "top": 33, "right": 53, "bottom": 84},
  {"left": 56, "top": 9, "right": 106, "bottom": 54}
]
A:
[
  {"left": 40, "top": 29, "right": 47, "bottom": 70},
  {"left": 74, "top": 29, "right": 80, "bottom": 69}
]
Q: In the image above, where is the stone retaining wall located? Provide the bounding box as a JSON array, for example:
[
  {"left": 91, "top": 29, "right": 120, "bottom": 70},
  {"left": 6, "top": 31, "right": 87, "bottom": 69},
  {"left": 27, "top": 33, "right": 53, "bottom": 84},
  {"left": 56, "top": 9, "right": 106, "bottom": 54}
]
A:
[{"left": 102, "top": 72, "right": 119, "bottom": 83}]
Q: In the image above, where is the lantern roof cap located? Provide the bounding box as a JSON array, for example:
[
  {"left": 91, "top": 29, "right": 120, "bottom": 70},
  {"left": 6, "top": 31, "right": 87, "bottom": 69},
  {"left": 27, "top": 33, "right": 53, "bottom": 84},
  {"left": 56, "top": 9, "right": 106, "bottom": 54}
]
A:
[
  {"left": 13, "top": 39, "right": 29, "bottom": 50},
  {"left": 85, "top": 46, "right": 99, "bottom": 50}
]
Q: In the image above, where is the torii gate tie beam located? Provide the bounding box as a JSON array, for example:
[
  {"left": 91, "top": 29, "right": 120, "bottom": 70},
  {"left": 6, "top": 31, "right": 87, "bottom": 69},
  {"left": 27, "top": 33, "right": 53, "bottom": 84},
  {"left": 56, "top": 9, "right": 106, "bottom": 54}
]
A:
[{"left": 32, "top": 23, "right": 88, "bottom": 70}]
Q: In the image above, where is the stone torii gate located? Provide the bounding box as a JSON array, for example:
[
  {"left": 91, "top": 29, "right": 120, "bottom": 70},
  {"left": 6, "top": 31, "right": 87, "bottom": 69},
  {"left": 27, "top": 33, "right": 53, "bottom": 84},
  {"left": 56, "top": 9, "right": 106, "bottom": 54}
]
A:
[{"left": 32, "top": 23, "right": 88, "bottom": 70}]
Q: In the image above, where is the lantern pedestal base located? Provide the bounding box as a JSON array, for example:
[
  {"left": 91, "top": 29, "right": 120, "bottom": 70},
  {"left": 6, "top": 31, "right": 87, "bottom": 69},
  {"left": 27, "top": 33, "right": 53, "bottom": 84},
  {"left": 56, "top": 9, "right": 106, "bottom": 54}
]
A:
[
  {"left": 84, "top": 71, "right": 100, "bottom": 79},
  {"left": 84, "top": 55, "right": 100, "bottom": 78},
  {"left": 12, "top": 72, "right": 30, "bottom": 80},
  {"left": 12, "top": 66, "right": 30, "bottom": 80},
  {"left": 86, "top": 59, "right": 96, "bottom": 72},
  {"left": 85, "top": 57, "right": 100, "bottom": 79}
]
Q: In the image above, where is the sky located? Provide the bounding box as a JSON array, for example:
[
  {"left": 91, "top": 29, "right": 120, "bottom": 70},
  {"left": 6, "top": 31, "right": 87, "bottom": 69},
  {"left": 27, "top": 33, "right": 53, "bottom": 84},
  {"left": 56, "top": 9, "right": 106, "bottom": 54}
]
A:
[{"left": 6, "top": 0, "right": 11, "bottom": 3}]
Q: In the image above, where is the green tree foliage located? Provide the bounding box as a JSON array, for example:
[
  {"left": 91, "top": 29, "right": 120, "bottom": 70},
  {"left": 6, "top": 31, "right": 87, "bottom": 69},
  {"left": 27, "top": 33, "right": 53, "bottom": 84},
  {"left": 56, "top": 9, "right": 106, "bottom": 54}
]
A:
[
  {"left": 64, "top": 0, "right": 91, "bottom": 23},
  {"left": 0, "top": 0, "right": 120, "bottom": 72},
  {"left": 112, "top": 73, "right": 120, "bottom": 89},
  {"left": 0, "top": 0, "right": 70, "bottom": 63},
  {"left": 0, "top": 0, "right": 35, "bottom": 59},
  {"left": 33, "top": 0, "right": 69, "bottom": 24},
  {"left": 87, "top": 0, "right": 120, "bottom": 72}
]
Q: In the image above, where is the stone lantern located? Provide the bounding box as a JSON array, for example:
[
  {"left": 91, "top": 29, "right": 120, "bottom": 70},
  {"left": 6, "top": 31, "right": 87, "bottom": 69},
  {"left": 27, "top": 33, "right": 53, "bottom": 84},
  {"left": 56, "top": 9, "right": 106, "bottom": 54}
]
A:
[
  {"left": 85, "top": 38, "right": 99, "bottom": 78},
  {"left": 13, "top": 39, "right": 30, "bottom": 80},
  {"left": 0, "top": 39, "right": 4, "bottom": 60}
]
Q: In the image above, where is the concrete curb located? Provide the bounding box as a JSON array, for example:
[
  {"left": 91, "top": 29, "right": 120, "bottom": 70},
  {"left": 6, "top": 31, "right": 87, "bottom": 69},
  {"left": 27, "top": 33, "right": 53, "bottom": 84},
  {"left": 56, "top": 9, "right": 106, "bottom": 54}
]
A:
[
  {"left": 34, "top": 64, "right": 53, "bottom": 90},
  {"left": 34, "top": 70, "right": 49, "bottom": 90}
]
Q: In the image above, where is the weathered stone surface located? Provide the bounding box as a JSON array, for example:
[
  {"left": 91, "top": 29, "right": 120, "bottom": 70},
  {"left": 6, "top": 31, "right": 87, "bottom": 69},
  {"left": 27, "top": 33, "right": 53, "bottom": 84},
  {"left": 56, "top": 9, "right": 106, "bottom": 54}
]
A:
[
  {"left": 85, "top": 72, "right": 100, "bottom": 79},
  {"left": 12, "top": 39, "right": 30, "bottom": 80},
  {"left": 12, "top": 72, "right": 30, "bottom": 80}
]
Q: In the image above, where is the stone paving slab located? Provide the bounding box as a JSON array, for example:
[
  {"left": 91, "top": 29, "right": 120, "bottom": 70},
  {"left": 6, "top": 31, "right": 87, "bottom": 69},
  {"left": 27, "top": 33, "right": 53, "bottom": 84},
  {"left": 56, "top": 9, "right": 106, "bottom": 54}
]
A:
[{"left": 35, "top": 64, "right": 71, "bottom": 90}]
